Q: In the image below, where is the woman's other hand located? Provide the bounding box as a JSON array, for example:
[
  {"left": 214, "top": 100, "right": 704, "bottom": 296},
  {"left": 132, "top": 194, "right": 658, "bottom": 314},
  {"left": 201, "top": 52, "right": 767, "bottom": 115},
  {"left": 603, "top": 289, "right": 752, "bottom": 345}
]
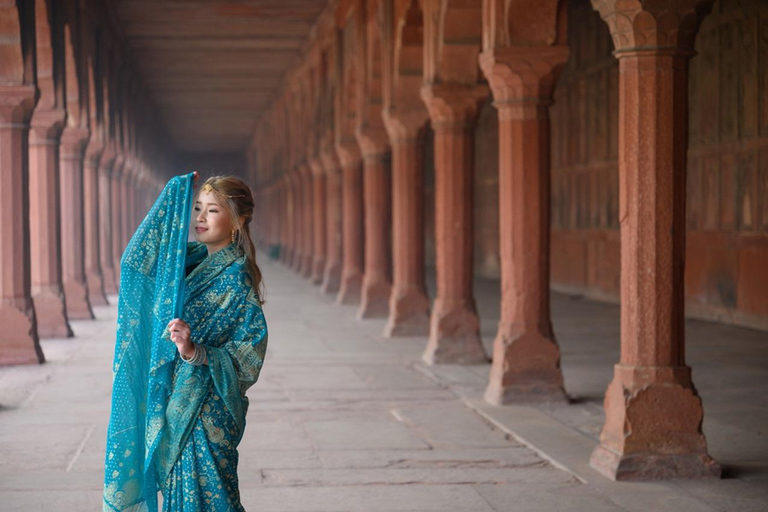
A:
[{"left": 167, "top": 318, "right": 194, "bottom": 359}]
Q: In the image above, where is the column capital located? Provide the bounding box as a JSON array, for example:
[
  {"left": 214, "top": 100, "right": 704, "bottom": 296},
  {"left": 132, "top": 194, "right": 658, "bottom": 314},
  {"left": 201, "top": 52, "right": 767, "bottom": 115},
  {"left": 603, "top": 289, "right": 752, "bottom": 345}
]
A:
[
  {"left": 0, "top": 85, "right": 36, "bottom": 125},
  {"left": 355, "top": 127, "right": 389, "bottom": 158},
  {"left": 590, "top": 0, "right": 713, "bottom": 54},
  {"left": 320, "top": 147, "right": 340, "bottom": 176},
  {"left": 420, "top": 83, "right": 489, "bottom": 127},
  {"left": 335, "top": 138, "right": 361, "bottom": 168},
  {"left": 60, "top": 126, "right": 90, "bottom": 157},
  {"left": 308, "top": 157, "right": 325, "bottom": 177},
  {"left": 29, "top": 108, "right": 66, "bottom": 143},
  {"left": 382, "top": 108, "right": 429, "bottom": 143},
  {"left": 479, "top": 46, "right": 569, "bottom": 118}
]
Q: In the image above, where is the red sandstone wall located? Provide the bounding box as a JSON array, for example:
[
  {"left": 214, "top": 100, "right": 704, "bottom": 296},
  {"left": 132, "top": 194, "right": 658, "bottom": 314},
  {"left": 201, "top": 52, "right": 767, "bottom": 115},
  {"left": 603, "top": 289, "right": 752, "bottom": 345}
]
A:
[{"left": 546, "top": 0, "right": 768, "bottom": 330}]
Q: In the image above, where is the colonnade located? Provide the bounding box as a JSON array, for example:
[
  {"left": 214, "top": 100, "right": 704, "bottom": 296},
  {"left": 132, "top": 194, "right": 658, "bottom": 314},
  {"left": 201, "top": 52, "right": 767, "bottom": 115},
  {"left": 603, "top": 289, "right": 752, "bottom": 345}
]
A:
[
  {"left": 0, "top": 1, "right": 169, "bottom": 364},
  {"left": 248, "top": 0, "right": 722, "bottom": 481}
]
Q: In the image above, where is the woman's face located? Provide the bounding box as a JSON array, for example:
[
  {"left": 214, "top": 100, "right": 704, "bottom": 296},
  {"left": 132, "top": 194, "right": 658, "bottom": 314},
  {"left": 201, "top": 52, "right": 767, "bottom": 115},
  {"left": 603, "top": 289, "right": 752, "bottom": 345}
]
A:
[{"left": 193, "top": 190, "right": 234, "bottom": 253}]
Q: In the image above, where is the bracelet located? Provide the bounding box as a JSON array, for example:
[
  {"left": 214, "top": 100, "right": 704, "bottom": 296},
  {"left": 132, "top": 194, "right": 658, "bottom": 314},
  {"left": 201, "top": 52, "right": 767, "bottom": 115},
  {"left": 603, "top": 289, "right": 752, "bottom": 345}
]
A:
[{"left": 180, "top": 342, "right": 207, "bottom": 366}]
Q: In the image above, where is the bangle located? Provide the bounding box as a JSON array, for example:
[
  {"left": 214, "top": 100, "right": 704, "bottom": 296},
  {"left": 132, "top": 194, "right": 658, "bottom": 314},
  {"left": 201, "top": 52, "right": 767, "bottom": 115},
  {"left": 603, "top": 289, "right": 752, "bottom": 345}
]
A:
[{"left": 180, "top": 342, "right": 207, "bottom": 366}]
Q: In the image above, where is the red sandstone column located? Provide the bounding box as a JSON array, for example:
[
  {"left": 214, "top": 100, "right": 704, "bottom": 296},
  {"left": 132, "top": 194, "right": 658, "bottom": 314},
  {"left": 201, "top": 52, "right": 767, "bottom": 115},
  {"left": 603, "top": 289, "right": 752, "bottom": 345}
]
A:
[
  {"left": 357, "top": 139, "right": 392, "bottom": 319},
  {"left": 309, "top": 158, "right": 327, "bottom": 284},
  {"left": 300, "top": 164, "right": 314, "bottom": 278},
  {"left": 122, "top": 165, "right": 135, "bottom": 249},
  {"left": 420, "top": 84, "right": 488, "bottom": 364},
  {"left": 98, "top": 149, "right": 118, "bottom": 295},
  {"left": 28, "top": 109, "right": 73, "bottom": 338},
  {"left": 281, "top": 175, "right": 293, "bottom": 265},
  {"left": 83, "top": 142, "right": 108, "bottom": 306},
  {"left": 59, "top": 127, "right": 94, "bottom": 320},
  {"left": 479, "top": 47, "right": 569, "bottom": 403},
  {"left": 589, "top": 0, "right": 720, "bottom": 480},
  {"left": 0, "top": 86, "right": 44, "bottom": 364},
  {"left": 321, "top": 149, "right": 343, "bottom": 294},
  {"left": 382, "top": 112, "right": 430, "bottom": 337},
  {"left": 110, "top": 156, "right": 124, "bottom": 283},
  {"left": 336, "top": 143, "right": 364, "bottom": 305},
  {"left": 290, "top": 170, "right": 303, "bottom": 272}
]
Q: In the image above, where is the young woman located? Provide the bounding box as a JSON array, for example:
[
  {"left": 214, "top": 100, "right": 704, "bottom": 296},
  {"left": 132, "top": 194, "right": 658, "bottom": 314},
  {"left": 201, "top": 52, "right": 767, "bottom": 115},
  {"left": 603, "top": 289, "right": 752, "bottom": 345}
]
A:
[{"left": 103, "top": 173, "right": 268, "bottom": 512}]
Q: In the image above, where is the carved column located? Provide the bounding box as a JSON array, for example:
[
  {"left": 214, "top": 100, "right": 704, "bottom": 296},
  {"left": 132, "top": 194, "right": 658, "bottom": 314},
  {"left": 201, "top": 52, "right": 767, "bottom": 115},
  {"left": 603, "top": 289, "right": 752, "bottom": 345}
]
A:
[
  {"left": 383, "top": 111, "right": 430, "bottom": 337},
  {"left": 98, "top": 149, "right": 118, "bottom": 295},
  {"left": 290, "top": 169, "right": 303, "bottom": 272},
  {"left": 83, "top": 141, "right": 108, "bottom": 306},
  {"left": 479, "top": 46, "right": 569, "bottom": 403},
  {"left": 356, "top": 136, "right": 392, "bottom": 319},
  {"left": 336, "top": 142, "right": 364, "bottom": 305},
  {"left": 588, "top": 0, "right": 720, "bottom": 480},
  {"left": 0, "top": 86, "right": 44, "bottom": 364},
  {"left": 309, "top": 158, "right": 327, "bottom": 284},
  {"left": 321, "top": 148, "right": 343, "bottom": 294},
  {"left": 300, "top": 164, "right": 314, "bottom": 278},
  {"left": 420, "top": 84, "right": 488, "bottom": 364},
  {"left": 110, "top": 155, "right": 124, "bottom": 283},
  {"left": 59, "top": 127, "right": 94, "bottom": 320},
  {"left": 29, "top": 108, "right": 72, "bottom": 338}
]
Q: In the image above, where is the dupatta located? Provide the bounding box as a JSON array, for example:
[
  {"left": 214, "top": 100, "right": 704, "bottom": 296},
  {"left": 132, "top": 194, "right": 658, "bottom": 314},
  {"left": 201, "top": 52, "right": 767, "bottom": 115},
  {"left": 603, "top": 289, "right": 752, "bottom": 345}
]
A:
[{"left": 103, "top": 173, "right": 195, "bottom": 512}]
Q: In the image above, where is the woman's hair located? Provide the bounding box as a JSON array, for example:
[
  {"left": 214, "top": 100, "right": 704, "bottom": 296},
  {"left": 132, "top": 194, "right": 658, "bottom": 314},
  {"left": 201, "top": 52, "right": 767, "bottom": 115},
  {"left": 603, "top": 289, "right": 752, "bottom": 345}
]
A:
[{"left": 194, "top": 175, "right": 265, "bottom": 305}]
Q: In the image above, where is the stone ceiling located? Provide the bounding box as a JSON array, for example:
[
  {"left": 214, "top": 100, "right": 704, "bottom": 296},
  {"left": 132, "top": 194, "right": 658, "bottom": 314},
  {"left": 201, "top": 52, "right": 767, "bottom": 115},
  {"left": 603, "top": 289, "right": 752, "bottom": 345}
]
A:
[{"left": 113, "top": 0, "right": 329, "bottom": 153}]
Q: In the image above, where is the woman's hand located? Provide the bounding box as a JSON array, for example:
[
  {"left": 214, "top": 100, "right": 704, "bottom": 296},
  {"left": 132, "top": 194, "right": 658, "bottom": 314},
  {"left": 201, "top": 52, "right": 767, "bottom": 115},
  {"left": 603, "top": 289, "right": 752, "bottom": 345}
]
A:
[{"left": 167, "top": 318, "right": 194, "bottom": 359}]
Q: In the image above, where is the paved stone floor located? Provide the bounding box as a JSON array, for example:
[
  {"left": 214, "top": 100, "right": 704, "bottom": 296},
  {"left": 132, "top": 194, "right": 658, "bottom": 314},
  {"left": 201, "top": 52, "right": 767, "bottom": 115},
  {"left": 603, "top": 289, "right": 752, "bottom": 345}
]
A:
[{"left": 0, "top": 256, "right": 767, "bottom": 511}]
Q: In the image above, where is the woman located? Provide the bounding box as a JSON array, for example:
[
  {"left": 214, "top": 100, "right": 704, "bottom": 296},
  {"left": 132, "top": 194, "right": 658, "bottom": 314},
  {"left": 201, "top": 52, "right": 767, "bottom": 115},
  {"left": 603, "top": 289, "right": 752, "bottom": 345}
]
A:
[{"left": 103, "top": 173, "right": 268, "bottom": 512}]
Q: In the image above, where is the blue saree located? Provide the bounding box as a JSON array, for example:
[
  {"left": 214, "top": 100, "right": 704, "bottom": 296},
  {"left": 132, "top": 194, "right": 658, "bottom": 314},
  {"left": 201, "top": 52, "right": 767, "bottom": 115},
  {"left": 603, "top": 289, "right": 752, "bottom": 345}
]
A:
[{"left": 103, "top": 173, "right": 268, "bottom": 512}]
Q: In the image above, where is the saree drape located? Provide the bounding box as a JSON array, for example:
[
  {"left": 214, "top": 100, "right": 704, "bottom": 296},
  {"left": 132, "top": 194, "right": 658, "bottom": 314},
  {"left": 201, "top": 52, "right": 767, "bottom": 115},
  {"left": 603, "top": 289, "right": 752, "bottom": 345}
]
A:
[{"left": 104, "top": 173, "right": 268, "bottom": 512}]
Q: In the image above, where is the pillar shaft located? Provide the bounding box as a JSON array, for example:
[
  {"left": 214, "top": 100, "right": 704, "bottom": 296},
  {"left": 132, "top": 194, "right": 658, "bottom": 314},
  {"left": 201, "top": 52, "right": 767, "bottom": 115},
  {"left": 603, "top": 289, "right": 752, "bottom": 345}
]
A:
[
  {"left": 383, "top": 114, "right": 430, "bottom": 337},
  {"left": 420, "top": 84, "right": 488, "bottom": 364},
  {"left": 585, "top": 19, "right": 720, "bottom": 476},
  {"left": 98, "top": 154, "right": 117, "bottom": 295},
  {"left": 290, "top": 171, "right": 303, "bottom": 272},
  {"left": 0, "top": 86, "right": 44, "bottom": 364},
  {"left": 310, "top": 159, "right": 327, "bottom": 284},
  {"left": 59, "top": 128, "right": 94, "bottom": 320},
  {"left": 83, "top": 145, "right": 107, "bottom": 306},
  {"left": 480, "top": 47, "right": 569, "bottom": 403},
  {"left": 29, "top": 109, "right": 73, "bottom": 338},
  {"left": 300, "top": 165, "right": 314, "bottom": 278},
  {"left": 110, "top": 160, "right": 124, "bottom": 283},
  {"left": 336, "top": 144, "right": 364, "bottom": 305},
  {"left": 358, "top": 149, "right": 392, "bottom": 318},
  {"left": 321, "top": 151, "right": 343, "bottom": 294}
]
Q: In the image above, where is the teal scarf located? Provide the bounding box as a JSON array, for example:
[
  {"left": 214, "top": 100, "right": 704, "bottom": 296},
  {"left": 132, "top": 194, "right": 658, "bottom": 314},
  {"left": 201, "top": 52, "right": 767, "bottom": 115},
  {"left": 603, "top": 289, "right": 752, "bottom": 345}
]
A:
[{"left": 103, "top": 173, "right": 268, "bottom": 511}]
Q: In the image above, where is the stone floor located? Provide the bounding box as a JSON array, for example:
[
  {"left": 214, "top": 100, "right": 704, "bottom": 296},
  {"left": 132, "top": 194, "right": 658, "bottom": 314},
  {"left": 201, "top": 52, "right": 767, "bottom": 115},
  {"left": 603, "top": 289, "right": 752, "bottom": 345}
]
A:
[{"left": 0, "top": 256, "right": 766, "bottom": 511}]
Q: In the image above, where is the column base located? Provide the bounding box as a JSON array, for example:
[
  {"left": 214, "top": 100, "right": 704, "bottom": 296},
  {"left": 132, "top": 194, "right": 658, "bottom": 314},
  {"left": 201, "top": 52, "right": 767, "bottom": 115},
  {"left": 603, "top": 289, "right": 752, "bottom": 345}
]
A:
[
  {"left": 291, "top": 251, "right": 303, "bottom": 273},
  {"left": 384, "top": 287, "right": 430, "bottom": 337},
  {"left": 63, "top": 279, "right": 95, "bottom": 320},
  {"left": 0, "top": 303, "right": 44, "bottom": 365},
  {"left": 102, "top": 266, "right": 118, "bottom": 294},
  {"left": 358, "top": 278, "right": 391, "bottom": 319},
  {"left": 336, "top": 271, "right": 363, "bottom": 305},
  {"left": 280, "top": 247, "right": 292, "bottom": 265},
  {"left": 484, "top": 322, "right": 566, "bottom": 404},
  {"left": 591, "top": 364, "right": 721, "bottom": 480},
  {"left": 32, "top": 289, "right": 73, "bottom": 339},
  {"left": 301, "top": 254, "right": 313, "bottom": 279},
  {"left": 422, "top": 298, "right": 487, "bottom": 365},
  {"left": 85, "top": 269, "right": 108, "bottom": 306},
  {"left": 321, "top": 262, "right": 342, "bottom": 295},
  {"left": 590, "top": 445, "right": 721, "bottom": 481},
  {"left": 311, "top": 256, "right": 326, "bottom": 285}
]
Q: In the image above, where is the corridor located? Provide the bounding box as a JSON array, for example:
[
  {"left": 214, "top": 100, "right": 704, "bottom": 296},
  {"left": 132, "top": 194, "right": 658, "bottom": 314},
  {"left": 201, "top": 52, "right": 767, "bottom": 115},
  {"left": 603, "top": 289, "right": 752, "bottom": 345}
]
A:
[{"left": 1, "top": 257, "right": 766, "bottom": 511}]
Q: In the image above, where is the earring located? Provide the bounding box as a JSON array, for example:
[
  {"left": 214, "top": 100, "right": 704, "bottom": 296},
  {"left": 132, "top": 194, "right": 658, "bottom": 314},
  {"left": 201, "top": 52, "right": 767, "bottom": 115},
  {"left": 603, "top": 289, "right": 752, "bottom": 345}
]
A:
[{"left": 231, "top": 229, "right": 236, "bottom": 243}]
